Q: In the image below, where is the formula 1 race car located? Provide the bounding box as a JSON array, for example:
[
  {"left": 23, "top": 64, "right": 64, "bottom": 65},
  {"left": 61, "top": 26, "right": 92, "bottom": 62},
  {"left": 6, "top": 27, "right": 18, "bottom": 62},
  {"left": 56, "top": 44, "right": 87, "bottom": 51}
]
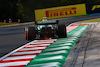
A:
[{"left": 25, "top": 19, "right": 67, "bottom": 40}]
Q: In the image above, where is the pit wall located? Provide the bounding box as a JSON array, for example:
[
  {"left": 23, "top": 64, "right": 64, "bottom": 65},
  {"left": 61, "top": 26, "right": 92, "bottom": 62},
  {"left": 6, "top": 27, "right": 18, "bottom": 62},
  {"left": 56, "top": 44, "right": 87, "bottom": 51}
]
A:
[{"left": 35, "top": 2, "right": 100, "bottom": 21}]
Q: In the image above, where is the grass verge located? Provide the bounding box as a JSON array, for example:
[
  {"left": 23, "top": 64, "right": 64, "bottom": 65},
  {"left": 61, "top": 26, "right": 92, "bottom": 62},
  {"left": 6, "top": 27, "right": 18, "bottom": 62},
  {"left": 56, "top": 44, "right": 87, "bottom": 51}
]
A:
[
  {"left": 79, "top": 18, "right": 100, "bottom": 23},
  {"left": 0, "top": 22, "right": 20, "bottom": 27}
]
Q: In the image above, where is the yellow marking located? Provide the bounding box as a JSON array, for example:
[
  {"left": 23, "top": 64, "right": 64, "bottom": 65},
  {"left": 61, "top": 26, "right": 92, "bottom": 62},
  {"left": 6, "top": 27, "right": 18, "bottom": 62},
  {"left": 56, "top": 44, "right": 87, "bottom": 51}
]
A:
[{"left": 92, "top": 5, "right": 100, "bottom": 11}]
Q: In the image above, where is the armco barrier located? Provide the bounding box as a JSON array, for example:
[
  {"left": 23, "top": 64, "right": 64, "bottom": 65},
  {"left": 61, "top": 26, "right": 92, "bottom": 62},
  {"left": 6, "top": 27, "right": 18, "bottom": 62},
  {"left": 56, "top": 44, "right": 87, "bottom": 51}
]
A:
[
  {"left": 35, "top": 4, "right": 86, "bottom": 21},
  {"left": 26, "top": 25, "right": 89, "bottom": 67}
]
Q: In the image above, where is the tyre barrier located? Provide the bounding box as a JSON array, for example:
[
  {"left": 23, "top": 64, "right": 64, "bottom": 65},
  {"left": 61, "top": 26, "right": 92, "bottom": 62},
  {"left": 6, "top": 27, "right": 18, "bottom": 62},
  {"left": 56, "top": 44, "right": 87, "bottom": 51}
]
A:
[{"left": 0, "top": 24, "right": 89, "bottom": 67}]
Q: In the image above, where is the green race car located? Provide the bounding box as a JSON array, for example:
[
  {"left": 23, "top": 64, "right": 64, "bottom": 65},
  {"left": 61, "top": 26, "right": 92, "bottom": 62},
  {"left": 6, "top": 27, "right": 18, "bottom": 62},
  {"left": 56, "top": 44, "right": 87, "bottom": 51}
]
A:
[{"left": 25, "top": 19, "right": 67, "bottom": 40}]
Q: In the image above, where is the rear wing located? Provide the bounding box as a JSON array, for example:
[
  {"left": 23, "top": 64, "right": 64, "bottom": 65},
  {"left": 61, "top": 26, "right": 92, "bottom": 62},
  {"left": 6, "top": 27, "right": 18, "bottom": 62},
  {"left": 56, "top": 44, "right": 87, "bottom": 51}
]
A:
[{"left": 35, "top": 20, "right": 59, "bottom": 25}]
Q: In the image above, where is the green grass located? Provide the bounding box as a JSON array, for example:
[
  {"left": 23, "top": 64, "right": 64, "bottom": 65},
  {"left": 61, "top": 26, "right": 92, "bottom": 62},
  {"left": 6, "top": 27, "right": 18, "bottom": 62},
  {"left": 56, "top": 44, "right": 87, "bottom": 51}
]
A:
[
  {"left": 0, "top": 22, "right": 20, "bottom": 27},
  {"left": 80, "top": 18, "right": 100, "bottom": 23}
]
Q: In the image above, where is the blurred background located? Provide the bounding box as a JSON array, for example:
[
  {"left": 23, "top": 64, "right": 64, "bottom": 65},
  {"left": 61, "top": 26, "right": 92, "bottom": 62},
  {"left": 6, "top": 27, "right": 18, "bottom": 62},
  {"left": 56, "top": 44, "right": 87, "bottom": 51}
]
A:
[{"left": 0, "top": 0, "right": 99, "bottom": 22}]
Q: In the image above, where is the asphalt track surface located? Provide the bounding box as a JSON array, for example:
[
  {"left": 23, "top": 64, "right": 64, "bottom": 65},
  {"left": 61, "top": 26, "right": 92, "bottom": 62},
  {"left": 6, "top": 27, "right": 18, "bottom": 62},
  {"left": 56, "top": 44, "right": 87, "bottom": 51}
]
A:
[{"left": 0, "top": 15, "right": 100, "bottom": 58}]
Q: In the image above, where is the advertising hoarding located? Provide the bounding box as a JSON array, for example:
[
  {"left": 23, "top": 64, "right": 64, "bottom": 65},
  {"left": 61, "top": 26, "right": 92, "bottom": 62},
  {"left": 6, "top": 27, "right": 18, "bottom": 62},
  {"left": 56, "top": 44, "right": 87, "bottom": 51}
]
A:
[{"left": 35, "top": 4, "right": 86, "bottom": 21}]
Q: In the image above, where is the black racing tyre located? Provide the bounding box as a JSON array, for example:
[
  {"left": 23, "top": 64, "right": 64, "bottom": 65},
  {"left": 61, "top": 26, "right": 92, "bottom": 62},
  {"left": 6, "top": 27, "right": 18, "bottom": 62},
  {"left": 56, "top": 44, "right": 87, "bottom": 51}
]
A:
[
  {"left": 25, "top": 26, "right": 36, "bottom": 40},
  {"left": 58, "top": 25, "right": 67, "bottom": 38}
]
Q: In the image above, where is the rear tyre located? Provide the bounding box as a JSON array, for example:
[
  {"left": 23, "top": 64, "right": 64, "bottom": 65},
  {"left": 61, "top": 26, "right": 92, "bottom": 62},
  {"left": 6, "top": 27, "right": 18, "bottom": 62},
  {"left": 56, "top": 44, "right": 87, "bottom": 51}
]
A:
[
  {"left": 58, "top": 25, "right": 67, "bottom": 38},
  {"left": 25, "top": 26, "right": 36, "bottom": 40}
]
